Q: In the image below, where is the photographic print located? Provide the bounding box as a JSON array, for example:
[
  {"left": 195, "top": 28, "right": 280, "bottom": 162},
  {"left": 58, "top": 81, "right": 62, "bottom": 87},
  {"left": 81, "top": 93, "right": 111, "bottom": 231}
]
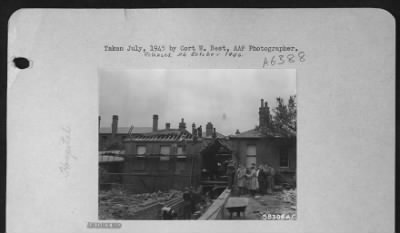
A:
[
  {"left": 7, "top": 9, "right": 395, "bottom": 233},
  {"left": 98, "top": 69, "right": 296, "bottom": 220}
]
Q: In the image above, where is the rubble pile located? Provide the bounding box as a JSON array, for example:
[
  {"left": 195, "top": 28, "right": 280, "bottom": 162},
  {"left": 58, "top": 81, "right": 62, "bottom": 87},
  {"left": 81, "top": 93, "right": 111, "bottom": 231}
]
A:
[
  {"left": 279, "top": 189, "right": 296, "bottom": 205},
  {"left": 99, "top": 189, "right": 183, "bottom": 219},
  {"left": 251, "top": 189, "right": 297, "bottom": 219}
]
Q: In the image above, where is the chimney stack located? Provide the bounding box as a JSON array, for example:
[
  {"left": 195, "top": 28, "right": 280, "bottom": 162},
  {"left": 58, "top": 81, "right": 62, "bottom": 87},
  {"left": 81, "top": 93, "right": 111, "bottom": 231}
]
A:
[
  {"left": 192, "top": 123, "right": 198, "bottom": 142},
  {"left": 112, "top": 115, "right": 118, "bottom": 137},
  {"left": 212, "top": 128, "right": 217, "bottom": 138},
  {"left": 235, "top": 129, "right": 240, "bottom": 135},
  {"left": 264, "top": 102, "right": 271, "bottom": 127},
  {"left": 165, "top": 122, "right": 171, "bottom": 130},
  {"left": 206, "top": 122, "right": 213, "bottom": 137},
  {"left": 259, "top": 98, "right": 271, "bottom": 133},
  {"left": 179, "top": 118, "right": 186, "bottom": 131},
  {"left": 192, "top": 123, "right": 196, "bottom": 135},
  {"left": 152, "top": 114, "right": 159, "bottom": 132},
  {"left": 98, "top": 116, "right": 101, "bottom": 130},
  {"left": 198, "top": 125, "right": 202, "bottom": 138}
]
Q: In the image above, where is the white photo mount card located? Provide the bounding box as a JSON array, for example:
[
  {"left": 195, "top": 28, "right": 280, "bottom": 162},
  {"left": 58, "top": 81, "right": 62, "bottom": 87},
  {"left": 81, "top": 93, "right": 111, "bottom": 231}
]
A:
[{"left": 7, "top": 9, "right": 395, "bottom": 233}]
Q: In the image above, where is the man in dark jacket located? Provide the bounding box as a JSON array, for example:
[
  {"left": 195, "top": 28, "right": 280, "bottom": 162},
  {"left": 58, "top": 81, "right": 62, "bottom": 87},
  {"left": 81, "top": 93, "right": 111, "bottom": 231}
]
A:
[
  {"left": 182, "top": 188, "right": 192, "bottom": 219},
  {"left": 226, "top": 162, "right": 235, "bottom": 189},
  {"left": 265, "top": 163, "right": 275, "bottom": 194},
  {"left": 257, "top": 165, "right": 267, "bottom": 194}
]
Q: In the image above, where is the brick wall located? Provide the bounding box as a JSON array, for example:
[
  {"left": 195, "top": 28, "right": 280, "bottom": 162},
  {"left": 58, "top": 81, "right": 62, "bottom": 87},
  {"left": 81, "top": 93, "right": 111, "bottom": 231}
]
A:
[
  {"left": 231, "top": 137, "right": 296, "bottom": 172},
  {"left": 121, "top": 140, "right": 202, "bottom": 193}
]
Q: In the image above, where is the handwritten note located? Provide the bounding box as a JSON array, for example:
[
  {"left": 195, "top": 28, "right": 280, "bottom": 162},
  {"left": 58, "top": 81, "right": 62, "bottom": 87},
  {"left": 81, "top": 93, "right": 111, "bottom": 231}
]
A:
[{"left": 59, "top": 126, "right": 77, "bottom": 177}]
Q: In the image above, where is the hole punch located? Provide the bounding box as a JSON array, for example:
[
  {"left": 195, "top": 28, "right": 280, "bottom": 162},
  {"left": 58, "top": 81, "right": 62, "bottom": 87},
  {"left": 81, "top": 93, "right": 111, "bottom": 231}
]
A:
[{"left": 13, "top": 57, "right": 30, "bottom": 69}]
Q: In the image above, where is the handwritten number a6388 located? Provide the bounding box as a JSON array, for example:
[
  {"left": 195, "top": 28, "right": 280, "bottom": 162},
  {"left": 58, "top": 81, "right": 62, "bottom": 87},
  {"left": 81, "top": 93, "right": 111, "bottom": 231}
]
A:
[{"left": 263, "top": 52, "right": 306, "bottom": 67}]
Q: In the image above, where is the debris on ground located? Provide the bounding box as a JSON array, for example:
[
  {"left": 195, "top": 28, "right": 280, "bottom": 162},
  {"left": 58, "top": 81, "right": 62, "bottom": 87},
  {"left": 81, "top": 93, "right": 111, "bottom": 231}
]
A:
[
  {"left": 99, "top": 189, "right": 183, "bottom": 219},
  {"left": 278, "top": 189, "right": 296, "bottom": 204},
  {"left": 242, "top": 189, "right": 297, "bottom": 220}
]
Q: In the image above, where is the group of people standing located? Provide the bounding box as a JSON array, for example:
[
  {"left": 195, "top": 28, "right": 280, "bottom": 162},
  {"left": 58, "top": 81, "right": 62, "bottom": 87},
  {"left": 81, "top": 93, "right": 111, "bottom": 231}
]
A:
[{"left": 235, "top": 163, "right": 275, "bottom": 196}]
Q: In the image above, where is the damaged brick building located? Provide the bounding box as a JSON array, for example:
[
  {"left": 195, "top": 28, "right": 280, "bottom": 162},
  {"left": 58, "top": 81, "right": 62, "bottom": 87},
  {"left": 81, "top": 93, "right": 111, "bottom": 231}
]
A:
[
  {"left": 120, "top": 115, "right": 232, "bottom": 193},
  {"left": 121, "top": 116, "right": 202, "bottom": 193},
  {"left": 230, "top": 99, "right": 296, "bottom": 185}
]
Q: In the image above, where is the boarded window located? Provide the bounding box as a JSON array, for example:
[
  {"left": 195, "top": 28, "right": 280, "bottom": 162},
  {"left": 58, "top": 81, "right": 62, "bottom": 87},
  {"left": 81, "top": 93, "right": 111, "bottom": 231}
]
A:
[
  {"left": 280, "top": 147, "right": 289, "bottom": 168},
  {"left": 136, "top": 146, "right": 146, "bottom": 155},
  {"left": 160, "top": 146, "right": 171, "bottom": 155}
]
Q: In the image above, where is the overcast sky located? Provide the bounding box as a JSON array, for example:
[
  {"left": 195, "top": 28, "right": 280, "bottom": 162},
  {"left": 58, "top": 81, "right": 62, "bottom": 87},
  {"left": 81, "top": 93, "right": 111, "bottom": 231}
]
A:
[{"left": 99, "top": 69, "right": 296, "bottom": 135}]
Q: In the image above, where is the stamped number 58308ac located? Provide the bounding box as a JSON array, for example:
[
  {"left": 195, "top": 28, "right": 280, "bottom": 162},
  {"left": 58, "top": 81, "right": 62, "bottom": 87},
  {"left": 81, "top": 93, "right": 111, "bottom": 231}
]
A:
[
  {"left": 261, "top": 213, "right": 297, "bottom": 220},
  {"left": 263, "top": 52, "right": 306, "bottom": 67}
]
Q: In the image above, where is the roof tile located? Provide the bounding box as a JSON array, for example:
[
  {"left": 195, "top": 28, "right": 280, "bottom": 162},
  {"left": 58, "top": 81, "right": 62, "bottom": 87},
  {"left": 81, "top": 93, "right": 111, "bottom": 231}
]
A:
[{"left": 99, "top": 127, "right": 152, "bottom": 134}]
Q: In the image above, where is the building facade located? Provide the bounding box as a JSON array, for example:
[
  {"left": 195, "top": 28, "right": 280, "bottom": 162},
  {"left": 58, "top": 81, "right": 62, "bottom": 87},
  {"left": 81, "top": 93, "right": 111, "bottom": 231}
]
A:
[
  {"left": 230, "top": 99, "right": 296, "bottom": 185},
  {"left": 122, "top": 116, "right": 204, "bottom": 193}
]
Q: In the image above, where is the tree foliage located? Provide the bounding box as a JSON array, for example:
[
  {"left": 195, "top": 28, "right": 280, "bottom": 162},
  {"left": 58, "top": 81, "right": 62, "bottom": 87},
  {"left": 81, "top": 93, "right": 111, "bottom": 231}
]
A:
[{"left": 272, "top": 95, "right": 296, "bottom": 133}]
